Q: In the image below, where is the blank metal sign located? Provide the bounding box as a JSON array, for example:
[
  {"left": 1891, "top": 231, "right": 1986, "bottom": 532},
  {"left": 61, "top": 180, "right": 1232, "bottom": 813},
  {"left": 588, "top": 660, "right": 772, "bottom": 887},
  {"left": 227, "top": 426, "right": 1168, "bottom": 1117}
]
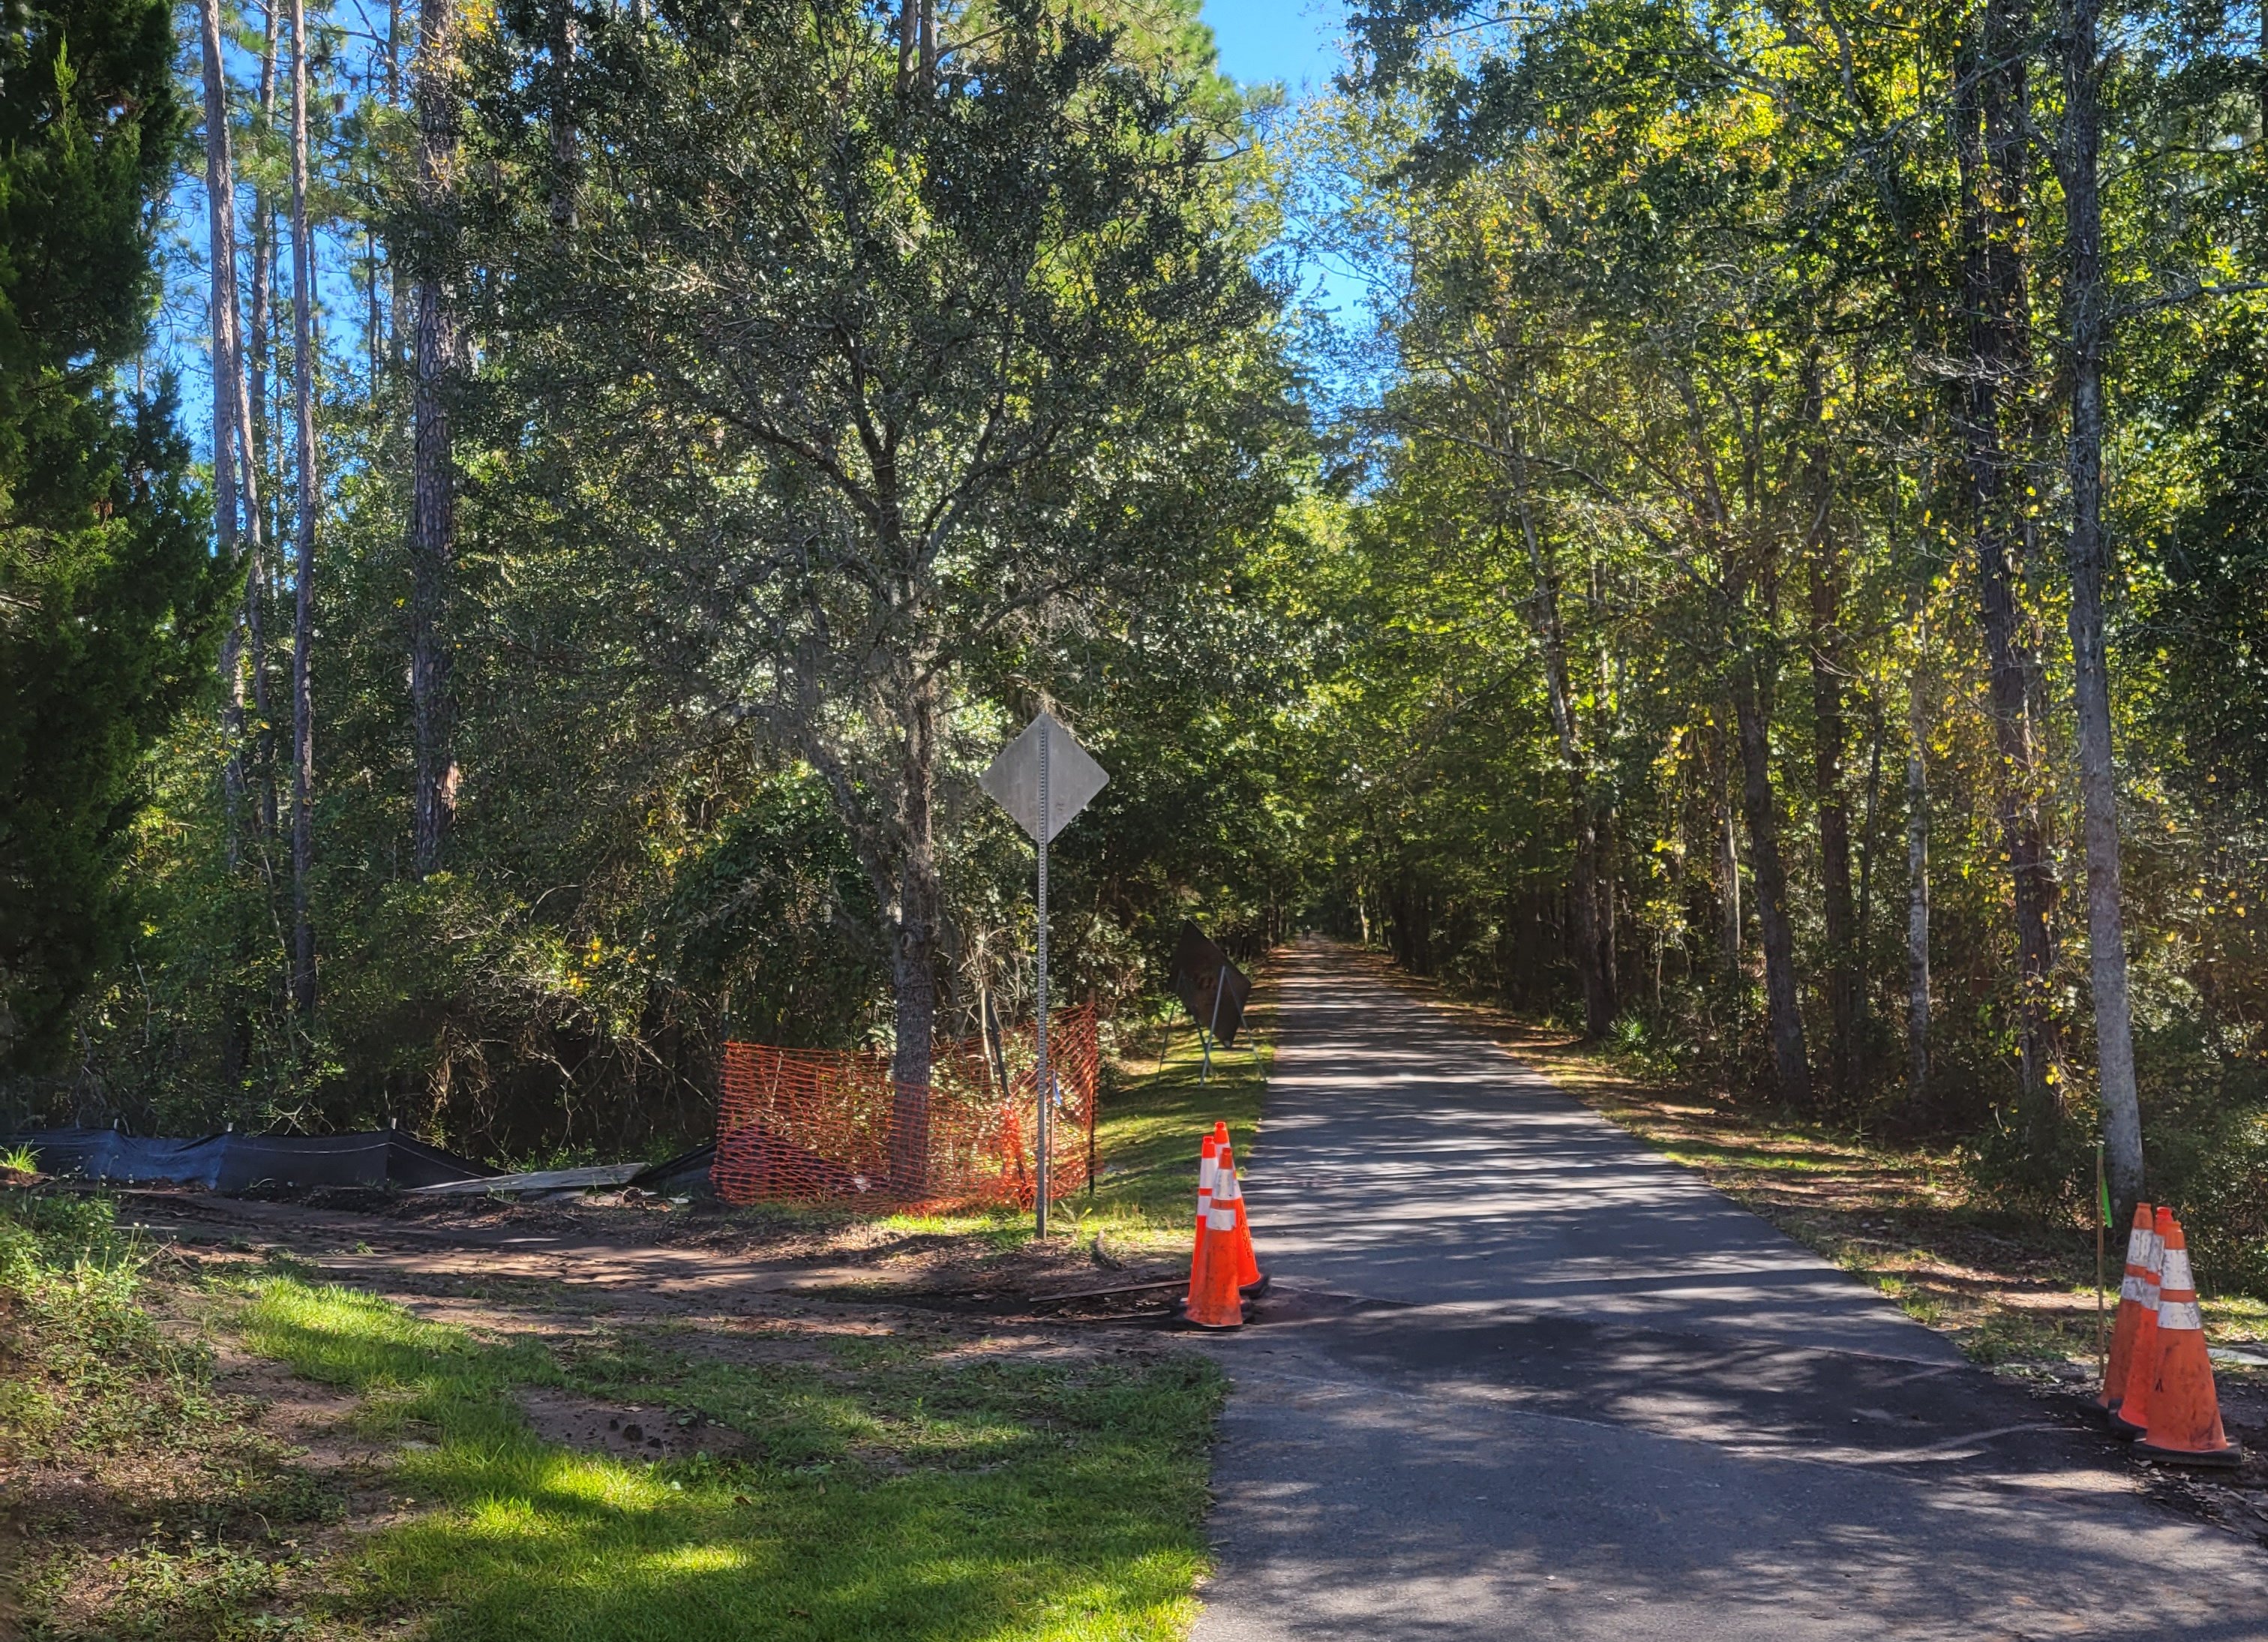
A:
[{"left": 978, "top": 710, "right": 1109, "bottom": 845}]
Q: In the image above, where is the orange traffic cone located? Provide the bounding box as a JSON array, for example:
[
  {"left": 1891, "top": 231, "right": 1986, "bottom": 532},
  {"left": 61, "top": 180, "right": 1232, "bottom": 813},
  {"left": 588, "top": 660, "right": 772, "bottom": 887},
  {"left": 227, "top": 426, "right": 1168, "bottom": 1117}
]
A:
[
  {"left": 2099, "top": 1201, "right": 2156, "bottom": 1412},
  {"left": 2136, "top": 1218, "right": 2243, "bottom": 1469},
  {"left": 1218, "top": 1144, "right": 1267, "bottom": 1297},
  {"left": 1183, "top": 1133, "right": 1220, "bottom": 1314},
  {"left": 2112, "top": 1206, "right": 2174, "bottom": 1437},
  {"left": 1181, "top": 1158, "right": 1246, "bottom": 1329},
  {"left": 1209, "top": 1123, "right": 1267, "bottom": 1294}
]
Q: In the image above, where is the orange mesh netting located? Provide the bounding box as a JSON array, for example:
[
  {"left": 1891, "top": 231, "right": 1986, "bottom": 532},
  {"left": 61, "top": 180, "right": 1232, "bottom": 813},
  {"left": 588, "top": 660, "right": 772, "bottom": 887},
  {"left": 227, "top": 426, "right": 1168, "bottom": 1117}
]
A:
[{"left": 710, "top": 1005, "right": 1099, "bottom": 1211}]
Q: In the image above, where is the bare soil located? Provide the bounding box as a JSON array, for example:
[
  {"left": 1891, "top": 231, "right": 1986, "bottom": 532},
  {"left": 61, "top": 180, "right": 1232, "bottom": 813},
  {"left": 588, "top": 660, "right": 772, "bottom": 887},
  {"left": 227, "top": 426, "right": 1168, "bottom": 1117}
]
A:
[{"left": 7, "top": 1182, "right": 1202, "bottom": 1638}]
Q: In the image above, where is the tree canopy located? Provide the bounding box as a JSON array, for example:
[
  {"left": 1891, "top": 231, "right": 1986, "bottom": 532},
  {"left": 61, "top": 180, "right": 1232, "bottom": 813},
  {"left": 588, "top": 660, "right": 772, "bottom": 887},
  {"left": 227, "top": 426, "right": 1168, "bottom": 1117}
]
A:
[{"left": 11, "top": 0, "right": 2268, "bottom": 1286}]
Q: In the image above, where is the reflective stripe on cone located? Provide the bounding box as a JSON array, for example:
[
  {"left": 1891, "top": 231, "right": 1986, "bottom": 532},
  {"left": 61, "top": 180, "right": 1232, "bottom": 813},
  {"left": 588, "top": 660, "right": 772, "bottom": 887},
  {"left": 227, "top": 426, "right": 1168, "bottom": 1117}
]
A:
[
  {"left": 2135, "top": 1218, "right": 2242, "bottom": 1469},
  {"left": 1181, "top": 1131, "right": 1245, "bottom": 1328},
  {"left": 2099, "top": 1202, "right": 2156, "bottom": 1412},
  {"left": 1210, "top": 1127, "right": 1267, "bottom": 1295},
  {"left": 2111, "top": 1206, "right": 2173, "bottom": 1437}
]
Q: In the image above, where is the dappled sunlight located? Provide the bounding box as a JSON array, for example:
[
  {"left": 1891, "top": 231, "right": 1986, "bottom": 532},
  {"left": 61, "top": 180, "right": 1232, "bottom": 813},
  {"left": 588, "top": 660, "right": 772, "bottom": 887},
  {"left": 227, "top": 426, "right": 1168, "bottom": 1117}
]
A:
[
  {"left": 644, "top": 1541, "right": 756, "bottom": 1575},
  {"left": 525, "top": 1448, "right": 680, "bottom": 1513},
  {"left": 1195, "top": 948, "right": 2268, "bottom": 1639},
  {"left": 1244, "top": 964, "right": 1954, "bottom": 1361},
  {"left": 225, "top": 1274, "right": 1217, "bottom": 1639}
]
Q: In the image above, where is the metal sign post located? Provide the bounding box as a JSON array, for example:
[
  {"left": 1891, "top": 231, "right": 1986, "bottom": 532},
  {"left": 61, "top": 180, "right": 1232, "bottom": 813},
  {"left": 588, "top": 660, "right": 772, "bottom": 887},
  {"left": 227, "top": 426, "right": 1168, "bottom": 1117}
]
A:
[
  {"left": 978, "top": 710, "right": 1108, "bottom": 1238},
  {"left": 1036, "top": 721, "right": 1050, "bottom": 1228},
  {"left": 1203, "top": 963, "right": 1228, "bottom": 1083}
]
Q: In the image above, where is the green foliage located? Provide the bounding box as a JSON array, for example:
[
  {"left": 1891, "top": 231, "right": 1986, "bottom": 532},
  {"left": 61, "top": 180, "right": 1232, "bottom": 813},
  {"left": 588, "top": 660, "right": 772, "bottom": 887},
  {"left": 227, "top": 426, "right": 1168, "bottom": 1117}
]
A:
[
  {"left": 2147, "top": 308, "right": 2268, "bottom": 808},
  {"left": 1293, "top": 0, "right": 2268, "bottom": 1286},
  {"left": 455, "top": 0, "right": 1298, "bottom": 995},
  {"left": 46, "top": 0, "right": 1323, "bottom": 1162},
  {"left": 0, "top": 0, "right": 224, "bottom": 1071},
  {"left": 664, "top": 773, "right": 887, "bottom": 1049}
]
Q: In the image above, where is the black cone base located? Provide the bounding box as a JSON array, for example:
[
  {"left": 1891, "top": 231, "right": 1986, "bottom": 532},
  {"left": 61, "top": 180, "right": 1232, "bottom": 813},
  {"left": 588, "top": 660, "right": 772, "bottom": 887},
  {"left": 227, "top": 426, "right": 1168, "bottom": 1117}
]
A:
[{"left": 2134, "top": 1438, "right": 2242, "bottom": 1469}]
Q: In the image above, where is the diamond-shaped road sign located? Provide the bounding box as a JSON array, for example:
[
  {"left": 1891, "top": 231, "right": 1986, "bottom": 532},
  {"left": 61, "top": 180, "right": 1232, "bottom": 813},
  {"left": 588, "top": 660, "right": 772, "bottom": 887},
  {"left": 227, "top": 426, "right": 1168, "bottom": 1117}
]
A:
[
  {"left": 1172, "top": 920, "right": 1251, "bottom": 1049},
  {"left": 978, "top": 710, "right": 1108, "bottom": 845}
]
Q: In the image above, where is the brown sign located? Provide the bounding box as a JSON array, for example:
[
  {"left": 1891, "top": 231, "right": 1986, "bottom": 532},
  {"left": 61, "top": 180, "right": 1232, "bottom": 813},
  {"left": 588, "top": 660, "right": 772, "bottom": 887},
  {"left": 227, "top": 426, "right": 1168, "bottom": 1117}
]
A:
[{"left": 1171, "top": 920, "right": 1251, "bottom": 1047}]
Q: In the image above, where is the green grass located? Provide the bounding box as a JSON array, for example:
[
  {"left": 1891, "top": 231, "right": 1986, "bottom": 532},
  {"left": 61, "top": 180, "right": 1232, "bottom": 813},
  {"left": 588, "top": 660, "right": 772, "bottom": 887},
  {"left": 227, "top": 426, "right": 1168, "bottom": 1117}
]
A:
[
  {"left": 0, "top": 1191, "right": 218, "bottom": 1460},
  {"left": 2, "top": 1190, "right": 346, "bottom": 1640},
  {"left": 2204, "top": 1290, "right": 2268, "bottom": 1346},
  {"left": 1078, "top": 1019, "right": 1271, "bottom": 1233},
  {"left": 232, "top": 1279, "right": 1226, "bottom": 1640},
  {"left": 6, "top": 991, "right": 1282, "bottom": 1638}
]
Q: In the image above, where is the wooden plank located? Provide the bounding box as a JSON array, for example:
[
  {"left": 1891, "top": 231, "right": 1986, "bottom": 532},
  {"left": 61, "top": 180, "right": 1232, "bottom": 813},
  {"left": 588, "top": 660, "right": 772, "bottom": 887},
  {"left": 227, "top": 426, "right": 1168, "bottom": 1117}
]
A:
[{"left": 409, "top": 1163, "right": 646, "bottom": 1196}]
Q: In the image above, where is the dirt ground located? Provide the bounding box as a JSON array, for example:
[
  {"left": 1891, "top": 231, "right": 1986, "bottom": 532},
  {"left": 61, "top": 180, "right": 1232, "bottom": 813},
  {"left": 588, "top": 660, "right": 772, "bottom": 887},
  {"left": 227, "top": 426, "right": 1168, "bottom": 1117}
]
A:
[{"left": 4, "top": 1185, "right": 1212, "bottom": 1638}]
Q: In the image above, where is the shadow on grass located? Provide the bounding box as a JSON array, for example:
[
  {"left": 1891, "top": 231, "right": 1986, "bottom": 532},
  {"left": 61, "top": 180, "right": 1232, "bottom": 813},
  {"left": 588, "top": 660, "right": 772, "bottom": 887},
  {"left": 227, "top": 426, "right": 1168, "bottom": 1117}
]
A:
[
  {"left": 236, "top": 1280, "right": 1221, "bottom": 1641},
  {"left": 1083, "top": 998, "right": 1276, "bottom": 1232}
]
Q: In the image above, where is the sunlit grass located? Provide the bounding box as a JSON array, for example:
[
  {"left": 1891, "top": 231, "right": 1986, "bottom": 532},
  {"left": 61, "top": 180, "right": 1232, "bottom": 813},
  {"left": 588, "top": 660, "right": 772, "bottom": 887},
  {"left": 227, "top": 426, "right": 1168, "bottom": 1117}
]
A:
[
  {"left": 230, "top": 1277, "right": 1224, "bottom": 1640},
  {"left": 2204, "top": 1292, "right": 2268, "bottom": 1344},
  {"left": 1079, "top": 1006, "right": 1273, "bottom": 1232}
]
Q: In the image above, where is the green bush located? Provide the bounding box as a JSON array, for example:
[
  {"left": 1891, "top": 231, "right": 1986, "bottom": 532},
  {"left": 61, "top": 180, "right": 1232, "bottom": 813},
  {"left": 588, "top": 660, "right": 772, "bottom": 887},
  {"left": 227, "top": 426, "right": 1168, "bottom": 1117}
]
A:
[{"left": 0, "top": 1189, "right": 214, "bottom": 1456}]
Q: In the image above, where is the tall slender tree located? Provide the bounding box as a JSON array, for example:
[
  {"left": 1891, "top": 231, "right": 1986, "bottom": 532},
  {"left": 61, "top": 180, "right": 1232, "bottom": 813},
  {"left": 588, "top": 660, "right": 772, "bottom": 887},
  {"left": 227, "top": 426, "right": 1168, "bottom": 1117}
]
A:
[
  {"left": 0, "top": 0, "right": 220, "bottom": 1067},
  {"left": 406, "top": 0, "right": 458, "bottom": 878},
  {"left": 1905, "top": 609, "right": 1934, "bottom": 1110},
  {"left": 288, "top": 0, "right": 319, "bottom": 1013},
  {"left": 2051, "top": 0, "right": 2143, "bottom": 1209},
  {"left": 199, "top": 0, "right": 247, "bottom": 840},
  {"left": 1955, "top": 0, "right": 2061, "bottom": 1106}
]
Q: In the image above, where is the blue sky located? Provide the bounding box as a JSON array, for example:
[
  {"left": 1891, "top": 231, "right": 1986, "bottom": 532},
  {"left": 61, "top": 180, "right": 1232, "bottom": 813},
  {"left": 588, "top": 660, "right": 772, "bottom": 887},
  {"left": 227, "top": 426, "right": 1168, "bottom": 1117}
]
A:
[
  {"left": 1200, "top": 0, "right": 1378, "bottom": 345},
  {"left": 158, "top": 4, "right": 1368, "bottom": 466},
  {"left": 1200, "top": 0, "right": 1348, "bottom": 96}
]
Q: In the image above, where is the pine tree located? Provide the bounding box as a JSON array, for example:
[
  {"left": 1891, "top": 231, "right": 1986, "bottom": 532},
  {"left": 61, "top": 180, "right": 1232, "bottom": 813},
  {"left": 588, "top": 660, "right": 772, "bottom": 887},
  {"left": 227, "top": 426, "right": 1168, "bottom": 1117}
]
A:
[{"left": 0, "top": 0, "right": 226, "bottom": 1070}]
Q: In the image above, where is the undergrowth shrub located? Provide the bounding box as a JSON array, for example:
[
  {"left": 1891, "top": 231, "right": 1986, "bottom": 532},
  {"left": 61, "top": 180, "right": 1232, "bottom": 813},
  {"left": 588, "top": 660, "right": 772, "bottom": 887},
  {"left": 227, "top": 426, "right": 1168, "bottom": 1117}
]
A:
[
  {"left": 1957, "top": 1024, "right": 2268, "bottom": 1298},
  {"left": 0, "top": 1189, "right": 214, "bottom": 1457}
]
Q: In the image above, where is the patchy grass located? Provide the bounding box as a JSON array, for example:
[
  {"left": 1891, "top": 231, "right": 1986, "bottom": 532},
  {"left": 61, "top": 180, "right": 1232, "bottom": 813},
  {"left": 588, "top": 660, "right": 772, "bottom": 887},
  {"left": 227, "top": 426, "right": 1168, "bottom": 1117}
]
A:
[
  {"left": 1078, "top": 990, "right": 1273, "bottom": 1239},
  {"left": 4, "top": 977, "right": 1279, "bottom": 1639},
  {"left": 232, "top": 1277, "right": 1224, "bottom": 1640},
  {"left": 0, "top": 1189, "right": 345, "bottom": 1640}
]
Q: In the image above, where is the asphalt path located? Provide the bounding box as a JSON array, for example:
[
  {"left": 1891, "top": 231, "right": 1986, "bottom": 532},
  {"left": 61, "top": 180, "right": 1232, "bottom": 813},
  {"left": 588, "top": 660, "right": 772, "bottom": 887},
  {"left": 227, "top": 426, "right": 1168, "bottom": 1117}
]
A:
[{"left": 1191, "top": 942, "right": 2268, "bottom": 1642}]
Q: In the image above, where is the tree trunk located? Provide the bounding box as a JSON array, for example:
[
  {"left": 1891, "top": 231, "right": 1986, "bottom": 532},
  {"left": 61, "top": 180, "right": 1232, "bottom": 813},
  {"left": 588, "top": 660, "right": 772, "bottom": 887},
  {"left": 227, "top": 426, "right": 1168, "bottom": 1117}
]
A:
[
  {"left": 387, "top": 0, "right": 409, "bottom": 366},
  {"left": 250, "top": 1, "right": 276, "bottom": 515},
  {"left": 888, "top": 679, "right": 939, "bottom": 1190},
  {"left": 1955, "top": 0, "right": 2059, "bottom": 1100},
  {"left": 199, "top": 0, "right": 245, "bottom": 845},
  {"left": 408, "top": 0, "right": 459, "bottom": 878},
  {"left": 1733, "top": 667, "right": 1813, "bottom": 1107},
  {"left": 1718, "top": 729, "right": 1742, "bottom": 980},
  {"left": 289, "top": 0, "right": 318, "bottom": 1016},
  {"left": 249, "top": 3, "right": 274, "bottom": 535},
  {"left": 1809, "top": 544, "right": 1857, "bottom": 1100},
  {"left": 2055, "top": 0, "right": 2145, "bottom": 1214},
  {"left": 1905, "top": 650, "right": 1932, "bottom": 1112},
  {"left": 1510, "top": 440, "right": 1615, "bottom": 1036},
  {"left": 248, "top": 3, "right": 279, "bottom": 845},
  {"left": 548, "top": 0, "right": 578, "bottom": 231}
]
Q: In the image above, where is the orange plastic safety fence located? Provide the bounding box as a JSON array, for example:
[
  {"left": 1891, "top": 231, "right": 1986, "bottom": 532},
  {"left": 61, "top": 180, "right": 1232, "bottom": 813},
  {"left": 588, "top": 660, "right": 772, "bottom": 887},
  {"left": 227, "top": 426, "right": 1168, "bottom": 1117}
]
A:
[{"left": 710, "top": 1006, "right": 1100, "bottom": 1211}]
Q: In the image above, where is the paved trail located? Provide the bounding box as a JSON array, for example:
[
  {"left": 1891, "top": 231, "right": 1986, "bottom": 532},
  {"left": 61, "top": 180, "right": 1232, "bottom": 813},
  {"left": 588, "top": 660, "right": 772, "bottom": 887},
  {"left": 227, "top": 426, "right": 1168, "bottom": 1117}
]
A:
[{"left": 1192, "top": 944, "right": 2268, "bottom": 1642}]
